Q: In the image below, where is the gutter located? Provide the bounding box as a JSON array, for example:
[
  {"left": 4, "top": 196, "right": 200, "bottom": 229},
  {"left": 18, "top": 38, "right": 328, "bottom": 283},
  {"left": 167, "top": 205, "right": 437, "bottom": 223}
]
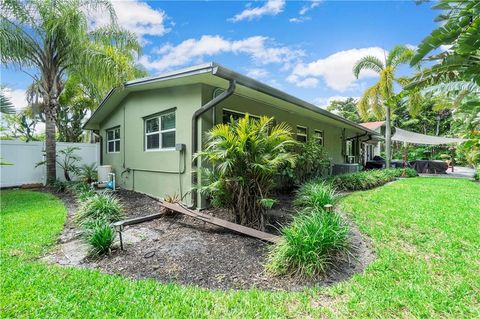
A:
[{"left": 190, "top": 80, "right": 237, "bottom": 208}]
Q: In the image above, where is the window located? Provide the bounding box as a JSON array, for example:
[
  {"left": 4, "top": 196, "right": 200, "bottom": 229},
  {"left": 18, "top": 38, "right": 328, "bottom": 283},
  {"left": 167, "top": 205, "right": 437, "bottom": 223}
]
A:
[
  {"left": 106, "top": 127, "right": 120, "bottom": 153},
  {"left": 145, "top": 111, "right": 176, "bottom": 150},
  {"left": 296, "top": 126, "right": 308, "bottom": 143},
  {"left": 222, "top": 109, "right": 260, "bottom": 124},
  {"left": 314, "top": 130, "right": 324, "bottom": 146},
  {"left": 345, "top": 140, "right": 357, "bottom": 163}
]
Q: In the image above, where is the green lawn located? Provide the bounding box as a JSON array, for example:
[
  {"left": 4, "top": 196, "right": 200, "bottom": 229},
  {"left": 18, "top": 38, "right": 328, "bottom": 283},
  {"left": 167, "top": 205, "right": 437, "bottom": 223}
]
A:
[{"left": 1, "top": 178, "right": 479, "bottom": 318}]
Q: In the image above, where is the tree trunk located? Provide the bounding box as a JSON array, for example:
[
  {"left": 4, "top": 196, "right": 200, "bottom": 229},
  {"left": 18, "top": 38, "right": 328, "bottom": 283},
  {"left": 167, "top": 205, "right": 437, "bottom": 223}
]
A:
[
  {"left": 385, "top": 105, "right": 392, "bottom": 168},
  {"left": 45, "top": 108, "right": 57, "bottom": 184}
]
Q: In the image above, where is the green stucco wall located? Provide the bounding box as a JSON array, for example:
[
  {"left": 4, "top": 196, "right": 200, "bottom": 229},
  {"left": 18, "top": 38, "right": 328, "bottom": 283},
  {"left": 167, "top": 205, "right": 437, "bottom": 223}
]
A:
[
  {"left": 99, "top": 83, "right": 361, "bottom": 207},
  {"left": 100, "top": 84, "right": 202, "bottom": 205}
]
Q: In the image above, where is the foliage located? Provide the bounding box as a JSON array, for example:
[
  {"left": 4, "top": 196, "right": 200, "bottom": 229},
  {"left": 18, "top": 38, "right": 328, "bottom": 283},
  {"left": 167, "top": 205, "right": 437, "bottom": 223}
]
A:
[
  {"left": 79, "top": 163, "right": 98, "bottom": 184},
  {"left": 0, "top": 0, "right": 144, "bottom": 182},
  {"left": 1, "top": 110, "right": 40, "bottom": 142},
  {"left": 267, "top": 207, "right": 349, "bottom": 277},
  {"left": 410, "top": 0, "right": 480, "bottom": 86},
  {"left": 327, "top": 168, "right": 417, "bottom": 191},
  {"left": 326, "top": 98, "right": 365, "bottom": 123},
  {"left": 84, "top": 220, "right": 116, "bottom": 255},
  {"left": 196, "top": 115, "right": 296, "bottom": 230},
  {"left": 293, "top": 181, "right": 337, "bottom": 210},
  {"left": 0, "top": 88, "right": 15, "bottom": 114},
  {"left": 278, "top": 139, "right": 331, "bottom": 190},
  {"left": 49, "top": 180, "right": 68, "bottom": 193},
  {"left": 76, "top": 193, "right": 124, "bottom": 225},
  {"left": 71, "top": 182, "right": 96, "bottom": 202},
  {"left": 37, "top": 147, "right": 81, "bottom": 181}
]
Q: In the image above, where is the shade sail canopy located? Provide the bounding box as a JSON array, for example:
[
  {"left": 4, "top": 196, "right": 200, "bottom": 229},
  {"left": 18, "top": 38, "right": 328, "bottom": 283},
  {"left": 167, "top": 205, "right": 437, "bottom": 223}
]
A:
[{"left": 392, "top": 127, "right": 465, "bottom": 145}]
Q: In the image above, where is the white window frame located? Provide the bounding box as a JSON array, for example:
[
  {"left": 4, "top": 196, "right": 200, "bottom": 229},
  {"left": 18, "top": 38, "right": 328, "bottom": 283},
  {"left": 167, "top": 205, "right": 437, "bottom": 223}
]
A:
[
  {"left": 314, "top": 129, "right": 324, "bottom": 146},
  {"left": 106, "top": 127, "right": 120, "bottom": 153},
  {"left": 296, "top": 125, "right": 308, "bottom": 143},
  {"left": 222, "top": 108, "right": 261, "bottom": 123},
  {"left": 144, "top": 111, "right": 176, "bottom": 151}
]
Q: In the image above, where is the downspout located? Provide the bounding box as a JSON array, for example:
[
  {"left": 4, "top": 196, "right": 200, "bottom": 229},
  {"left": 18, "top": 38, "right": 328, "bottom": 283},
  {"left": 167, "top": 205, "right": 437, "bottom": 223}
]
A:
[{"left": 191, "top": 80, "right": 236, "bottom": 208}]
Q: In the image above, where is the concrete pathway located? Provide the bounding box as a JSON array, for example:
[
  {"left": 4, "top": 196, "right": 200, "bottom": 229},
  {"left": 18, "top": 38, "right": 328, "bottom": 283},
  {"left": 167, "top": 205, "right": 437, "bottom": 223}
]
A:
[{"left": 420, "top": 166, "right": 476, "bottom": 179}]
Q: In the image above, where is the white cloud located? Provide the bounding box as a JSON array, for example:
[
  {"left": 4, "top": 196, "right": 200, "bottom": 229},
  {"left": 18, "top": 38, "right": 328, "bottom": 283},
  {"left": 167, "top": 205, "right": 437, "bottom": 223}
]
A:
[
  {"left": 405, "top": 43, "right": 417, "bottom": 50},
  {"left": 246, "top": 68, "right": 269, "bottom": 78},
  {"left": 230, "top": 0, "right": 285, "bottom": 22},
  {"left": 140, "top": 35, "right": 303, "bottom": 72},
  {"left": 289, "top": 16, "right": 311, "bottom": 23},
  {"left": 87, "top": 0, "right": 170, "bottom": 42},
  {"left": 3, "top": 88, "right": 27, "bottom": 111},
  {"left": 289, "top": 47, "right": 387, "bottom": 91},
  {"left": 299, "top": 0, "right": 322, "bottom": 15},
  {"left": 286, "top": 75, "right": 318, "bottom": 88}
]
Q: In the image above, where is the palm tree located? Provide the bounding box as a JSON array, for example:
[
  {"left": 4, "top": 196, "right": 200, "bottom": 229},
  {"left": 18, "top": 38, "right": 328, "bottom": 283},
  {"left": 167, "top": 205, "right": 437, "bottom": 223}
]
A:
[
  {"left": 353, "top": 45, "right": 414, "bottom": 168},
  {"left": 1, "top": 0, "right": 142, "bottom": 183},
  {"left": 196, "top": 115, "right": 296, "bottom": 230},
  {"left": 0, "top": 89, "right": 15, "bottom": 114}
]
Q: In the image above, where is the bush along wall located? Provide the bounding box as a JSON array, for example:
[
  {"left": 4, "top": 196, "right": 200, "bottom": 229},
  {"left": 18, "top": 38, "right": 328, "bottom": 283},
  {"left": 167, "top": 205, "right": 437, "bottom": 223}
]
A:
[{"left": 327, "top": 168, "right": 418, "bottom": 192}]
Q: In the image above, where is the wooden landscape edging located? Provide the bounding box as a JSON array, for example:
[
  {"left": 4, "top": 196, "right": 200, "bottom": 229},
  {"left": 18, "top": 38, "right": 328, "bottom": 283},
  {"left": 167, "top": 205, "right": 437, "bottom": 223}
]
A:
[{"left": 159, "top": 200, "right": 280, "bottom": 244}]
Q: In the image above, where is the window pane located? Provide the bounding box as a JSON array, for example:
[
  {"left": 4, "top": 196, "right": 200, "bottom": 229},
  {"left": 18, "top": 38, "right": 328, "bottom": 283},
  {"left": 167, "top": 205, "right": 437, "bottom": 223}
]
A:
[
  {"left": 114, "top": 129, "right": 120, "bottom": 139},
  {"left": 147, "top": 134, "right": 160, "bottom": 149},
  {"left": 297, "top": 126, "right": 307, "bottom": 135},
  {"left": 146, "top": 118, "right": 159, "bottom": 133},
  {"left": 162, "top": 131, "right": 175, "bottom": 148},
  {"left": 297, "top": 135, "right": 307, "bottom": 143},
  {"left": 115, "top": 140, "right": 120, "bottom": 152},
  {"left": 108, "top": 141, "right": 115, "bottom": 152},
  {"left": 107, "top": 130, "right": 114, "bottom": 141},
  {"left": 161, "top": 112, "right": 175, "bottom": 130}
]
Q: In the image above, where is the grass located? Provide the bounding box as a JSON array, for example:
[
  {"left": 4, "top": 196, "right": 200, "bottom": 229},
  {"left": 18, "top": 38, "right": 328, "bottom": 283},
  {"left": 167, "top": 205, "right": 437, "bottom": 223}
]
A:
[
  {"left": 293, "top": 181, "right": 337, "bottom": 210},
  {"left": 1, "top": 179, "right": 479, "bottom": 318},
  {"left": 327, "top": 168, "right": 418, "bottom": 191},
  {"left": 267, "top": 208, "right": 349, "bottom": 277},
  {"left": 75, "top": 193, "right": 124, "bottom": 225}
]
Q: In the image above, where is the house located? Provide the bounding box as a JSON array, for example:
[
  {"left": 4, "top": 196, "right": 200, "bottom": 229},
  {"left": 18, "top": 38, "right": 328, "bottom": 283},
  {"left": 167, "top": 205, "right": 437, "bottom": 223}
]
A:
[
  {"left": 84, "top": 62, "right": 381, "bottom": 208},
  {"left": 360, "top": 121, "right": 385, "bottom": 164}
]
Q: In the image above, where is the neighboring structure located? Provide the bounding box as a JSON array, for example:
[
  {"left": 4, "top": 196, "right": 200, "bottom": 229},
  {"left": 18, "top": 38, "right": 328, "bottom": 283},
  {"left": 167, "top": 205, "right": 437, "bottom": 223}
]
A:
[{"left": 84, "top": 63, "right": 381, "bottom": 208}]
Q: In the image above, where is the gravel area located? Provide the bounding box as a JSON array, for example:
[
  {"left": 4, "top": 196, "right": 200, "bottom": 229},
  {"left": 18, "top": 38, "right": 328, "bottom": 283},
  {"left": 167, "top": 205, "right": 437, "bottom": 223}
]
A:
[{"left": 42, "top": 189, "right": 375, "bottom": 291}]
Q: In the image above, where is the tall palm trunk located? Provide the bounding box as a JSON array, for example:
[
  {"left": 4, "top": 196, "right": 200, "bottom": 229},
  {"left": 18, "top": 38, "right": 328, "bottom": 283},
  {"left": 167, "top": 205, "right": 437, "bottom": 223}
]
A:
[
  {"left": 45, "top": 106, "right": 56, "bottom": 183},
  {"left": 384, "top": 105, "right": 392, "bottom": 168}
]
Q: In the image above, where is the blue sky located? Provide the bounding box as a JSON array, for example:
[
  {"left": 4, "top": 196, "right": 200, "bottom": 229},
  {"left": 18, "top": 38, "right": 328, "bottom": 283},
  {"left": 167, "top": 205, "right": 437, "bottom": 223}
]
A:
[{"left": 1, "top": 0, "right": 439, "bottom": 111}]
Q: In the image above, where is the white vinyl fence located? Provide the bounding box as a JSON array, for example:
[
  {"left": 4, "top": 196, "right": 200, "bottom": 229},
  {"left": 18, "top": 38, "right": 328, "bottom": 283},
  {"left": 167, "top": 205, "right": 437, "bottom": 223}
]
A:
[{"left": 0, "top": 140, "right": 100, "bottom": 188}]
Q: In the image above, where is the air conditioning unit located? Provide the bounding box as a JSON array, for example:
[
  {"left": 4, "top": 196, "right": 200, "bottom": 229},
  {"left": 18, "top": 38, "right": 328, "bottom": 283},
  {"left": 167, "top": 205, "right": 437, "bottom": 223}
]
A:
[{"left": 332, "top": 163, "right": 360, "bottom": 175}]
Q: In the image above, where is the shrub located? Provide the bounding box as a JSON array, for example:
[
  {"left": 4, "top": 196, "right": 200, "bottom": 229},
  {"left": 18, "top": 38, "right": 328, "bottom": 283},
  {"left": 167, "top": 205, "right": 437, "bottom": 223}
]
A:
[
  {"left": 327, "top": 168, "right": 417, "bottom": 191},
  {"left": 474, "top": 165, "right": 480, "bottom": 181},
  {"left": 84, "top": 220, "right": 116, "bottom": 255},
  {"left": 278, "top": 140, "right": 331, "bottom": 190},
  {"left": 293, "top": 181, "right": 337, "bottom": 210},
  {"left": 79, "top": 163, "right": 97, "bottom": 184},
  {"left": 196, "top": 115, "right": 296, "bottom": 230},
  {"left": 266, "top": 208, "right": 349, "bottom": 277},
  {"left": 76, "top": 193, "right": 124, "bottom": 225},
  {"left": 49, "top": 180, "right": 68, "bottom": 193}
]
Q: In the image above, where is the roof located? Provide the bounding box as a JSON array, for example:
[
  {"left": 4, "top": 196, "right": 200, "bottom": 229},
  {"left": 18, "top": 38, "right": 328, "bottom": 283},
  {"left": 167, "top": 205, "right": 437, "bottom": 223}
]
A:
[
  {"left": 360, "top": 121, "right": 385, "bottom": 130},
  {"left": 84, "top": 62, "right": 380, "bottom": 136}
]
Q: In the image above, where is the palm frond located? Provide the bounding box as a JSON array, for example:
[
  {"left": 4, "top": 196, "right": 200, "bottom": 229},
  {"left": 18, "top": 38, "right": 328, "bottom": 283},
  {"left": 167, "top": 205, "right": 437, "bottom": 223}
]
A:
[{"left": 353, "top": 55, "right": 384, "bottom": 79}]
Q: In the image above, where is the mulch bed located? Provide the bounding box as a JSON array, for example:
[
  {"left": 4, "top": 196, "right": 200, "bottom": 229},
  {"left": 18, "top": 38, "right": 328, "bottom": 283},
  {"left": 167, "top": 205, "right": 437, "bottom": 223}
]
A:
[{"left": 45, "top": 189, "right": 375, "bottom": 291}]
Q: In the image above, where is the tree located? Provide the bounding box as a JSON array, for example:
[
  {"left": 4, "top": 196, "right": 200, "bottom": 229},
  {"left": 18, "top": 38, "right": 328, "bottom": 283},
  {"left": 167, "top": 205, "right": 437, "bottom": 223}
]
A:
[
  {"left": 353, "top": 45, "right": 414, "bottom": 167},
  {"left": 0, "top": 88, "right": 15, "bottom": 114},
  {"left": 2, "top": 110, "right": 39, "bottom": 141},
  {"left": 1, "top": 0, "right": 142, "bottom": 183},
  {"left": 196, "top": 115, "right": 296, "bottom": 230},
  {"left": 326, "top": 98, "right": 363, "bottom": 123}
]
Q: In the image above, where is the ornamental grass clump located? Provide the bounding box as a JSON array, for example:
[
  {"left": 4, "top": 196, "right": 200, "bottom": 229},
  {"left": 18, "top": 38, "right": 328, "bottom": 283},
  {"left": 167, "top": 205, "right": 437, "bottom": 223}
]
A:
[
  {"left": 328, "top": 168, "right": 417, "bottom": 191},
  {"left": 76, "top": 193, "right": 124, "bottom": 225},
  {"left": 293, "top": 181, "right": 337, "bottom": 210},
  {"left": 267, "top": 208, "right": 349, "bottom": 277},
  {"left": 84, "top": 220, "right": 116, "bottom": 255}
]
